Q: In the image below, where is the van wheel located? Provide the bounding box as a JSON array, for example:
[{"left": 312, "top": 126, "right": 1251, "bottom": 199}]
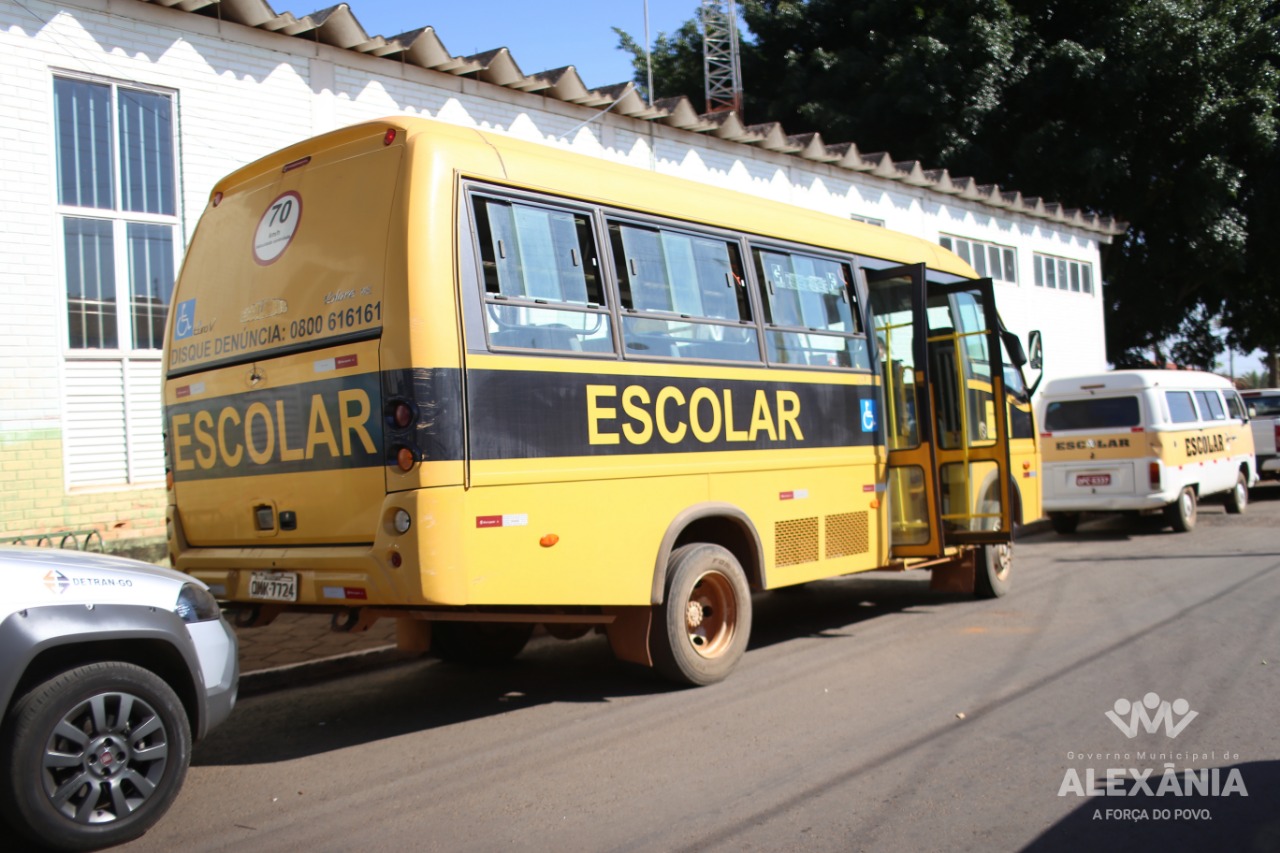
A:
[
  {"left": 431, "top": 622, "right": 533, "bottom": 665},
  {"left": 974, "top": 542, "right": 1012, "bottom": 599},
  {"left": 1164, "top": 487, "right": 1197, "bottom": 532},
  {"left": 1224, "top": 471, "right": 1248, "bottom": 515},
  {"left": 1049, "top": 512, "right": 1080, "bottom": 535},
  {"left": 651, "top": 544, "right": 752, "bottom": 686}
]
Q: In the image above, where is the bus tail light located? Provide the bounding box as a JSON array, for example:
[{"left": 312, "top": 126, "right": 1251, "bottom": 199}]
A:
[
  {"left": 393, "top": 402, "right": 413, "bottom": 428},
  {"left": 1149, "top": 462, "right": 1161, "bottom": 490},
  {"left": 395, "top": 446, "right": 416, "bottom": 472}
]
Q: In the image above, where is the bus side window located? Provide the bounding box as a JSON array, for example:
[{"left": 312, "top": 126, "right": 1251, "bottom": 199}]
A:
[
  {"left": 472, "top": 196, "right": 613, "bottom": 354},
  {"left": 752, "top": 247, "right": 869, "bottom": 370},
  {"left": 609, "top": 220, "right": 761, "bottom": 363}
]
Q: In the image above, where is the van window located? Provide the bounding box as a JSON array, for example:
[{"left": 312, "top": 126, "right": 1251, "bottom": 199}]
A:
[
  {"left": 1165, "top": 391, "right": 1198, "bottom": 423},
  {"left": 1225, "top": 392, "right": 1246, "bottom": 420},
  {"left": 1194, "top": 390, "right": 1226, "bottom": 420},
  {"left": 1043, "top": 396, "right": 1140, "bottom": 431}
]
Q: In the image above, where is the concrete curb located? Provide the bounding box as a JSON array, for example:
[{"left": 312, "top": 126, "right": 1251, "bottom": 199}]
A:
[{"left": 238, "top": 645, "right": 408, "bottom": 698}]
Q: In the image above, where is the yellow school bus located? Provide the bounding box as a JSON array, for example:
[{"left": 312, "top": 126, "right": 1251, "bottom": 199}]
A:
[{"left": 163, "top": 117, "right": 1041, "bottom": 684}]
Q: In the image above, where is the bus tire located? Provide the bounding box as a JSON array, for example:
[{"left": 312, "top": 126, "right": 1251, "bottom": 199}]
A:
[
  {"left": 431, "top": 621, "right": 533, "bottom": 665},
  {"left": 651, "top": 544, "right": 752, "bottom": 686},
  {"left": 1224, "top": 471, "right": 1248, "bottom": 515},
  {"left": 974, "top": 542, "right": 1012, "bottom": 599},
  {"left": 1049, "top": 512, "right": 1080, "bottom": 535},
  {"left": 1164, "top": 487, "right": 1197, "bottom": 533}
]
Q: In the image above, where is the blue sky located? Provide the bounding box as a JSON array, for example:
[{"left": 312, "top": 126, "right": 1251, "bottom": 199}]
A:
[{"left": 332, "top": 0, "right": 703, "bottom": 90}]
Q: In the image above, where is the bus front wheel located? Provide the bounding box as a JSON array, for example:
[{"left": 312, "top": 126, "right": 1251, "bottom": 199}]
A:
[
  {"left": 975, "top": 542, "right": 1012, "bottom": 599},
  {"left": 651, "top": 544, "right": 752, "bottom": 686}
]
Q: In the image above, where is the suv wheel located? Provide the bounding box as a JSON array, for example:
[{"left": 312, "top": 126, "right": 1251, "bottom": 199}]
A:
[{"left": 1, "top": 662, "right": 192, "bottom": 852}]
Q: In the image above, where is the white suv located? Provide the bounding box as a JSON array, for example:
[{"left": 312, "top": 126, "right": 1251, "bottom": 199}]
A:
[{"left": 0, "top": 546, "right": 238, "bottom": 851}]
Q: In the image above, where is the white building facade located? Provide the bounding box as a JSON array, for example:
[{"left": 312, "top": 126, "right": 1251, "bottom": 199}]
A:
[{"left": 0, "top": 0, "right": 1121, "bottom": 551}]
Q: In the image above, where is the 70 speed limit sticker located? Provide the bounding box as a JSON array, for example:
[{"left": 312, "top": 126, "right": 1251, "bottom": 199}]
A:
[{"left": 254, "top": 191, "right": 302, "bottom": 265}]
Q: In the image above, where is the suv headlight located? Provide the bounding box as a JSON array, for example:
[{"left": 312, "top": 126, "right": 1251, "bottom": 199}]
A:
[{"left": 175, "top": 583, "right": 221, "bottom": 623}]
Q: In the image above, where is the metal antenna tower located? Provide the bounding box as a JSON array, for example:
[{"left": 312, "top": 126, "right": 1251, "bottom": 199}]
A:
[{"left": 701, "top": 0, "right": 743, "bottom": 115}]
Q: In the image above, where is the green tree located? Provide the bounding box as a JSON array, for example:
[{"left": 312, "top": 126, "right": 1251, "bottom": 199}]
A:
[
  {"left": 614, "top": 19, "right": 705, "bottom": 105},
  {"left": 614, "top": 1, "right": 1280, "bottom": 368}
]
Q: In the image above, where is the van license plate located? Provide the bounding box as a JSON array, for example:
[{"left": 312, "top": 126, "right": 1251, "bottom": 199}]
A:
[
  {"left": 249, "top": 571, "right": 298, "bottom": 601},
  {"left": 1076, "top": 474, "right": 1111, "bottom": 487}
]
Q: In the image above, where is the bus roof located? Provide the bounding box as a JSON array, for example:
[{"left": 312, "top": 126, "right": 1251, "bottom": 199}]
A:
[{"left": 211, "top": 116, "right": 977, "bottom": 279}]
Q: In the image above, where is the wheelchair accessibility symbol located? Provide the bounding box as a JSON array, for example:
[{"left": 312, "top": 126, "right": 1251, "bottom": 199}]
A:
[
  {"left": 860, "top": 399, "right": 877, "bottom": 432},
  {"left": 174, "top": 299, "right": 196, "bottom": 340}
]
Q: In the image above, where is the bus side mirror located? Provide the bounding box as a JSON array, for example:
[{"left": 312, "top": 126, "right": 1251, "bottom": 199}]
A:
[
  {"left": 1028, "top": 330, "right": 1043, "bottom": 370},
  {"left": 1002, "top": 330, "right": 1027, "bottom": 368}
]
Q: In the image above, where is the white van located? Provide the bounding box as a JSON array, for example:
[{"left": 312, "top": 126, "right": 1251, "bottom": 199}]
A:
[{"left": 1037, "top": 370, "right": 1256, "bottom": 533}]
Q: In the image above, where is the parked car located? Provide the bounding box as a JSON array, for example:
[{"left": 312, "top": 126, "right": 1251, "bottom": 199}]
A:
[
  {"left": 1240, "top": 388, "right": 1280, "bottom": 480},
  {"left": 0, "top": 546, "right": 238, "bottom": 851}
]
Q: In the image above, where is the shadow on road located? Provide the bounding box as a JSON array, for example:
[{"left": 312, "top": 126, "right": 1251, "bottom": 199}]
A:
[
  {"left": 193, "top": 574, "right": 952, "bottom": 767},
  {"left": 1022, "top": 760, "right": 1280, "bottom": 853}
]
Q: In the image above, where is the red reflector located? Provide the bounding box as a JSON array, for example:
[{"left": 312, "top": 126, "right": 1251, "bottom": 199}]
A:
[
  {"left": 389, "top": 550, "right": 402, "bottom": 568},
  {"left": 282, "top": 156, "right": 311, "bottom": 173},
  {"left": 384, "top": 128, "right": 397, "bottom": 146},
  {"left": 396, "top": 446, "right": 415, "bottom": 472},
  {"left": 211, "top": 191, "right": 223, "bottom": 207},
  {"left": 1130, "top": 426, "right": 1145, "bottom": 432}
]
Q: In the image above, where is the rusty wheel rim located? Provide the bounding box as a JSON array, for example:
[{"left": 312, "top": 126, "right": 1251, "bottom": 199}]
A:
[{"left": 684, "top": 571, "right": 737, "bottom": 659}]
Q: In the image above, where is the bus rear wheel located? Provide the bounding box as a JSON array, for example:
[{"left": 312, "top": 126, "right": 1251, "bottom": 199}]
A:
[{"left": 651, "top": 544, "right": 752, "bottom": 686}]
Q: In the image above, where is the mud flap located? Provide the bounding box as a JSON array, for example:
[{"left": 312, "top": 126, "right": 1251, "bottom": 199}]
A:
[
  {"left": 929, "top": 550, "right": 976, "bottom": 595},
  {"left": 605, "top": 606, "right": 653, "bottom": 667}
]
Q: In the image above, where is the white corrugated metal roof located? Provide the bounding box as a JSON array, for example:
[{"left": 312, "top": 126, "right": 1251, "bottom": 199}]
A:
[{"left": 137, "top": 0, "right": 1126, "bottom": 238}]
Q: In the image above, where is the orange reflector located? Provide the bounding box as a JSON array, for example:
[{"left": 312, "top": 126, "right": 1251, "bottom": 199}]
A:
[
  {"left": 539, "top": 534, "right": 559, "bottom": 548},
  {"left": 165, "top": 470, "right": 174, "bottom": 491},
  {"left": 1023, "top": 461, "right": 1031, "bottom": 470},
  {"left": 869, "top": 499, "right": 880, "bottom": 509},
  {"left": 396, "top": 447, "right": 415, "bottom": 471}
]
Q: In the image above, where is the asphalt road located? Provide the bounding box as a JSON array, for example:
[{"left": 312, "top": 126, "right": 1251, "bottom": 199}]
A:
[{"left": 124, "top": 487, "right": 1280, "bottom": 853}]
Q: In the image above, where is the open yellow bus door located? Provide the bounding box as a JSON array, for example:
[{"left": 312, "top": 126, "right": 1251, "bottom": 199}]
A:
[{"left": 866, "top": 266, "right": 1014, "bottom": 559}]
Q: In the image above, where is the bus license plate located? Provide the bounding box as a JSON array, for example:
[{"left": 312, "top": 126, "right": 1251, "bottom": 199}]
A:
[
  {"left": 249, "top": 571, "right": 298, "bottom": 601},
  {"left": 1076, "top": 474, "right": 1111, "bottom": 487}
]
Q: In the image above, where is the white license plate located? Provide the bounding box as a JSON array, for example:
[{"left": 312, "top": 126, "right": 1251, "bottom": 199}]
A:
[
  {"left": 249, "top": 571, "right": 298, "bottom": 601},
  {"left": 1076, "top": 474, "right": 1111, "bottom": 487}
]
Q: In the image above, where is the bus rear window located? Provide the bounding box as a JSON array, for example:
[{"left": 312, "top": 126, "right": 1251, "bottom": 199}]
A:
[{"left": 1044, "top": 396, "right": 1141, "bottom": 431}]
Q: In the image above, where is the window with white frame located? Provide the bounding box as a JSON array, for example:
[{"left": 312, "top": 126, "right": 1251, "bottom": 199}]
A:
[
  {"left": 939, "top": 235, "right": 1017, "bottom": 284},
  {"left": 54, "top": 75, "right": 179, "bottom": 486},
  {"left": 849, "top": 213, "right": 885, "bottom": 227},
  {"left": 1033, "top": 253, "right": 1094, "bottom": 294}
]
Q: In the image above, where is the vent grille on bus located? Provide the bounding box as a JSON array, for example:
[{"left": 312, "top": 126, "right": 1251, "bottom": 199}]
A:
[
  {"left": 825, "top": 511, "right": 870, "bottom": 558},
  {"left": 775, "top": 517, "right": 819, "bottom": 567}
]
